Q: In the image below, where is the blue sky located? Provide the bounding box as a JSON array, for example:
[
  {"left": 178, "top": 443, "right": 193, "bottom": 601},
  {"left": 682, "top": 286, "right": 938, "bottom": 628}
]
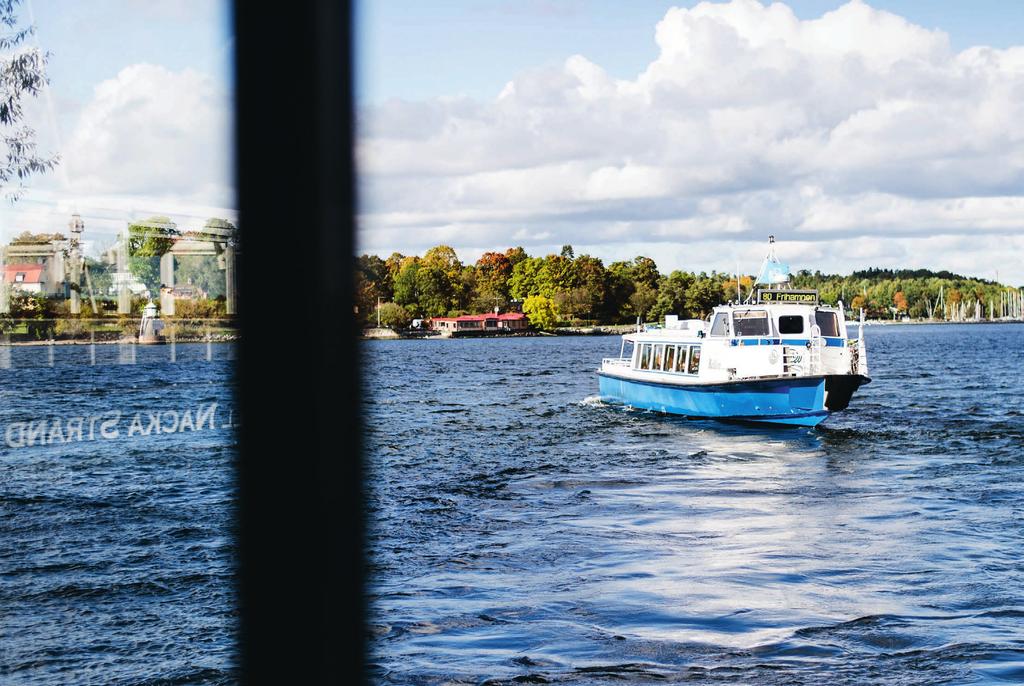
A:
[
  {"left": 2, "top": 0, "right": 234, "bottom": 250},
  {"left": 27, "top": 0, "right": 232, "bottom": 129},
  {"left": 355, "top": 0, "right": 1024, "bottom": 282},
  {"left": 357, "top": 1, "right": 1024, "bottom": 104},
  {"left": 4, "top": 1, "right": 1023, "bottom": 282}
]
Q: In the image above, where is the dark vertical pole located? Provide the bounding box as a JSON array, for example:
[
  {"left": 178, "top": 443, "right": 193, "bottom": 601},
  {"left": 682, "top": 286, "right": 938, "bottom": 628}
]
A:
[{"left": 234, "top": 0, "right": 363, "bottom": 682}]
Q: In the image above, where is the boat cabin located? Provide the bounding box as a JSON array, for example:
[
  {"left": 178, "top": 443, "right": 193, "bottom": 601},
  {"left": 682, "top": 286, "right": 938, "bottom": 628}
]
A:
[
  {"left": 595, "top": 240, "right": 871, "bottom": 425},
  {"left": 606, "top": 290, "right": 865, "bottom": 384}
]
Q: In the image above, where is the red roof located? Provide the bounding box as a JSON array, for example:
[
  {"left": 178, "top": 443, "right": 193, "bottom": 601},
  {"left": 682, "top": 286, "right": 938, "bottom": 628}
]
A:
[
  {"left": 432, "top": 312, "right": 526, "bottom": 322},
  {"left": 4, "top": 264, "right": 45, "bottom": 284}
]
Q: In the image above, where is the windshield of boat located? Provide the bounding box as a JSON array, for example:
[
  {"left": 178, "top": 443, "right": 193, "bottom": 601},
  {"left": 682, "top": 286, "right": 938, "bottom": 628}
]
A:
[
  {"left": 733, "top": 309, "right": 769, "bottom": 336},
  {"left": 778, "top": 315, "right": 804, "bottom": 334},
  {"left": 815, "top": 310, "right": 840, "bottom": 337},
  {"left": 710, "top": 312, "right": 730, "bottom": 336}
]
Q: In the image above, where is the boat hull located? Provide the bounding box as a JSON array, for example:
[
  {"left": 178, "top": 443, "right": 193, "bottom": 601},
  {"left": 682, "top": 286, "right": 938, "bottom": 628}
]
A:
[{"left": 597, "top": 372, "right": 833, "bottom": 427}]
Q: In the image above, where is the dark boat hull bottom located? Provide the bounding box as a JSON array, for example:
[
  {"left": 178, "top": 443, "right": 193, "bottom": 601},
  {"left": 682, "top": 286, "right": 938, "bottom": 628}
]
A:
[{"left": 597, "top": 373, "right": 870, "bottom": 427}]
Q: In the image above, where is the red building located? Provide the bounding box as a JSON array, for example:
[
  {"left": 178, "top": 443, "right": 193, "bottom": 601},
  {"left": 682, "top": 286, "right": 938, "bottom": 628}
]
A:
[
  {"left": 3, "top": 263, "right": 50, "bottom": 294},
  {"left": 430, "top": 312, "right": 528, "bottom": 336}
]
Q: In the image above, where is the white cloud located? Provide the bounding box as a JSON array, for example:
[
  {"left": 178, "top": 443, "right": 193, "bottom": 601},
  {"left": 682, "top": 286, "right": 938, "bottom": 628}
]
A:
[
  {"left": 1, "top": 63, "right": 235, "bottom": 253},
  {"left": 62, "top": 63, "right": 233, "bottom": 209},
  {"left": 357, "top": 0, "right": 1024, "bottom": 283}
]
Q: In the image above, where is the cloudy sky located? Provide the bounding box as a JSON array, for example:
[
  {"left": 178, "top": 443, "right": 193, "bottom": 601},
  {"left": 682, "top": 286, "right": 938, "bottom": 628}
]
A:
[
  {"left": 358, "top": 0, "right": 1024, "bottom": 284},
  {"left": 0, "top": 0, "right": 234, "bottom": 255},
  {"left": 2, "top": 1, "right": 1023, "bottom": 283}
]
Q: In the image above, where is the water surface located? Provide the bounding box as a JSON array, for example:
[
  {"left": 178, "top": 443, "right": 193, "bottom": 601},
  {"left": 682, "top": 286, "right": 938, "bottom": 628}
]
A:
[
  {"left": 0, "top": 343, "right": 238, "bottom": 685},
  {"left": 365, "top": 324, "right": 1024, "bottom": 684}
]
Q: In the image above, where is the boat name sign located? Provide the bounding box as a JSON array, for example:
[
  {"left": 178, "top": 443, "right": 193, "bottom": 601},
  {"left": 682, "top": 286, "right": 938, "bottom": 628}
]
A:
[{"left": 757, "top": 289, "right": 819, "bottom": 304}]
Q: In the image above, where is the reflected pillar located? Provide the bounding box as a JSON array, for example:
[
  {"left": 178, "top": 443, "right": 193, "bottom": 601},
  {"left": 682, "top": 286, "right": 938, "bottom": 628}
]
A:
[
  {"left": 0, "top": 245, "right": 8, "bottom": 314},
  {"left": 160, "top": 252, "right": 175, "bottom": 316},
  {"left": 225, "top": 245, "right": 236, "bottom": 315},
  {"left": 118, "top": 228, "right": 131, "bottom": 314}
]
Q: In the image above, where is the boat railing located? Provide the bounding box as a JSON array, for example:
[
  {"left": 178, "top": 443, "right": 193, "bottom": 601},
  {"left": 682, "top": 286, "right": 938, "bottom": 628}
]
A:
[
  {"left": 853, "top": 310, "right": 868, "bottom": 376},
  {"left": 847, "top": 337, "right": 869, "bottom": 376},
  {"left": 808, "top": 325, "right": 822, "bottom": 375}
]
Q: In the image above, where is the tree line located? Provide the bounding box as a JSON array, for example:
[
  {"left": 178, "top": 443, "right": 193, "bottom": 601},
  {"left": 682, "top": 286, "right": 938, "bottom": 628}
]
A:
[
  {"left": 355, "top": 245, "right": 1022, "bottom": 330},
  {"left": 359, "top": 244, "right": 755, "bottom": 330},
  {"left": 790, "top": 269, "right": 1018, "bottom": 320}
]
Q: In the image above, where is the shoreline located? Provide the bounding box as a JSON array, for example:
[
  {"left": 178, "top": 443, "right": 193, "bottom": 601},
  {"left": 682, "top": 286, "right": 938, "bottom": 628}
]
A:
[
  {"left": 362, "top": 318, "right": 1024, "bottom": 340},
  {"left": 862, "top": 318, "right": 1024, "bottom": 326},
  {"left": 2, "top": 336, "right": 239, "bottom": 347},
  {"left": 362, "top": 324, "right": 638, "bottom": 340}
]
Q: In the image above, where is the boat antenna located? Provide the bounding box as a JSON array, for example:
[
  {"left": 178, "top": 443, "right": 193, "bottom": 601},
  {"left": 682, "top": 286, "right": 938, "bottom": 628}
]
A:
[
  {"left": 751, "top": 235, "right": 790, "bottom": 301},
  {"left": 735, "top": 260, "right": 741, "bottom": 305}
]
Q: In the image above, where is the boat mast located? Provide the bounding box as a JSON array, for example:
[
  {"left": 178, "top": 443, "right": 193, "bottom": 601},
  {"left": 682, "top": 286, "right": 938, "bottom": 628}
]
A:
[{"left": 750, "top": 235, "right": 790, "bottom": 301}]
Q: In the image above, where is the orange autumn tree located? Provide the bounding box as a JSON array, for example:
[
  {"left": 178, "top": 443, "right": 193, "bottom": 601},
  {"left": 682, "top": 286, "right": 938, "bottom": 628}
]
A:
[{"left": 893, "top": 291, "right": 908, "bottom": 313}]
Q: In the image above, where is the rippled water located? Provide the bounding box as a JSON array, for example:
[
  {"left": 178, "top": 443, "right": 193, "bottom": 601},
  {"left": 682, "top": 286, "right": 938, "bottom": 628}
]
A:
[
  {"left": 364, "top": 324, "right": 1024, "bottom": 684},
  {"left": 0, "top": 343, "right": 238, "bottom": 685}
]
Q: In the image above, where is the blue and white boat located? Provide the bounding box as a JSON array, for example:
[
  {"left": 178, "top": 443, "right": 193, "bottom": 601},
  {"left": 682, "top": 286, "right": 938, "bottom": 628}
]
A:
[{"left": 597, "top": 239, "right": 870, "bottom": 427}]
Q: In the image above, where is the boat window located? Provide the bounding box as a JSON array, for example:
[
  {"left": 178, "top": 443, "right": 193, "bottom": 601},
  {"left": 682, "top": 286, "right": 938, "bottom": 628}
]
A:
[
  {"left": 665, "top": 345, "right": 676, "bottom": 372},
  {"left": 638, "top": 343, "right": 651, "bottom": 369},
  {"left": 652, "top": 344, "right": 664, "bottom": 370},
  {"left": 778, "top": 315, "right": 804, "bottom": 334},
  {"left": 688, "top": 345, "right": 701, "bottom": 374},
  {"left": 732, "top": 309, "right": 769, "bottom": 336},
  {"left": 710, "top": 313, "right": 729, "bottom": 336},
  {"left": 815, "top": 311, "right": 840, "bottom": 337},
  {"left": 675, "top": 346, "right": 688, "bottom": 373}
]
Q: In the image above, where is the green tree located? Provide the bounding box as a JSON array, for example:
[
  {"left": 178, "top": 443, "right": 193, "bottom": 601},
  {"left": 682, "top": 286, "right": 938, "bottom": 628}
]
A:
[
  {"left": 199, "top": 217, "right": 237, "bottom": 241},
  {"left": 175, "top": 255, "right": 223, "bottom": 299},
  {"left": 11, "top": 231, "right": 65, "bottom": 244},
  {"left": 126, "top": 216, "right": 180, "bottom": 294},
  {"left": 353, "top": 254, "right": 391, "bottom": 323},
  {"left": 552, "top": 287, "right": 593, "bottom": 323},
  {"left": 604, "top": 261, "right": 636, "bottom": 322},
  {"left": 509, "top": 256, "right": 544, "bottom": 299},
  {"left": 384, "top": 252, "right": 405, "bottom": 282},
  {"left": 628, "top": 283, "right": 658, "bottom": 321},
  {"left": 475, "top": 251, "right": 512, "bottom": 304},
  {"left": 537, "top": 254, "right": 576, "bottom": 298},
  {"left": 422, "top": 245, "right": 461, "bottom": 277},
  {"left": 83, "top": 257, "right": 111, "bottom": 296},
  {"left": 422, "top": 245, "right": 464, "bottom": 307},
  {"left": 523, "top": 294, "right": 559, "bottom": 331},
  {"left": 393, "top": 257, "right": 421, "bottom": 312},
  {"left": 415, "top": 265, "right": 453, "bottom": 317},
  {"left": 0, "top": 0, "right": 59, "bottom": 200},
  {"left": 685, "top": 276, "right": 722, "bottom": 318},
  {"left": 572, "top": 255, "right": 607, "bottom": 320},
  {"left": 377, "top": 301, "right": 411, "bottom": 330},
  {"left": 504, "top": 246, "right": 528, "bottom": 269},
  {"left": 649, "top": 270, "right": 694, "bottom": 320},
  {"left": 630, "top": 256, "right": 660, "bottom": 291},
  {"left": 9, "top": 291, "right": 53, "bottom": 339}
]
